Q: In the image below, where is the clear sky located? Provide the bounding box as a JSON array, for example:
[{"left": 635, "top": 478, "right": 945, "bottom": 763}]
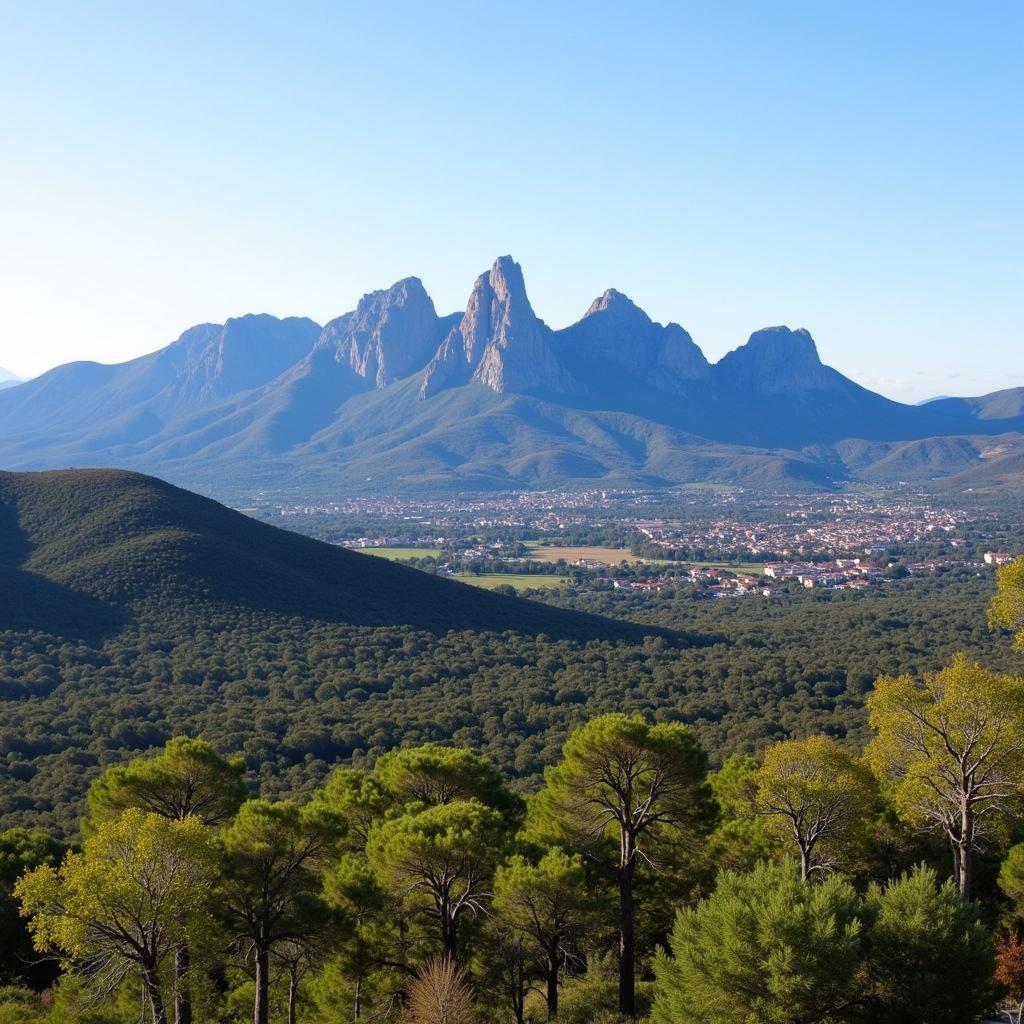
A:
[{"left": 1, "top": 2, "right": 1021, "bottom": 402}]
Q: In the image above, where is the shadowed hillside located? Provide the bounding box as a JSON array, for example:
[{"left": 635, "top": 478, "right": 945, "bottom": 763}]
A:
[{"left": 0, "top": 469, "right": 671, "bottom": 643}]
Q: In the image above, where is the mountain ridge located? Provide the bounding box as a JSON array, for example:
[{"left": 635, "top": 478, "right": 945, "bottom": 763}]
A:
[{"left": 1, "top": 256, "right": 1022, "bottom": 495}]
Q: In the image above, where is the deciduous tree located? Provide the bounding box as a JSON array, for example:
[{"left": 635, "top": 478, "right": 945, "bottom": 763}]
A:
[
  {"left": 86, "top": 736, "right": 246, "bottom": 1024},
  {"left": 751, "top": 735, "right": 877, "bottom": 879},
  {"left": 405, "top": 956, "right": 476, "bottom": 1024},
  {"left": 16, "top": 809, "right": 218, "bottom": 1024},
  {"left": 990, "top": 556, "right": 1024, "bottom": 648},
  {"left": 867, "top": 655, "right": 1024, "bottom": 899},
  {"left": 996, "top": 931, "right": 1024, "bottom": 1024}
]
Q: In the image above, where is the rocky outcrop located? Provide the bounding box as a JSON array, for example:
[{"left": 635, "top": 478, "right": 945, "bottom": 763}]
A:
[
  {"left": 319, "top": 277, "right": 454, "bottom": 388},
  {"left": 714, "top": 327, "right": 838, "bottom": 395},
  {"left": 171, "top": 314, "right": 321, "bottom": 400},
  {"left": 556, "top": 289, "right": 710, "bottom": 388},
  {"left": 420, "top": 256, "right": 569, "bottom": 397}
]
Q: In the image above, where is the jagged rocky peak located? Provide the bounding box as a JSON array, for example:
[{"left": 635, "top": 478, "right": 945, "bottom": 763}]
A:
[
  {"left": 715, "top": 326, "right": 836, "bottom": 393},
  {"left": 583, "top": 288, "right": 651, "bottom": 322},
  {"left": 557, "top": 288, "right": 709, "bottom": 382},
  {"left": 319, "top": 277, "right": 451, "bottom": 388},
  {"left": 420, "top": 255, "right": 569, "bottom": 397},
  {"left": 175, "top": 313, "right": 322, "bottom": 398}
]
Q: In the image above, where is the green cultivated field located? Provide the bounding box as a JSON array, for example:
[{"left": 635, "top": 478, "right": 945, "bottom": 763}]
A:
[
  {"left": 356, "top": 546, "right": 442, "bottom": 560},
  {"left": 454, "top": 573, "right": 568, "bottom": 591}
]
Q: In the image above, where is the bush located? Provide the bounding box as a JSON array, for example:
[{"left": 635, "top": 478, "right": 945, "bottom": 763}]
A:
[{"left": 652, "top": 860, "right": 863, "bottom": 1024}]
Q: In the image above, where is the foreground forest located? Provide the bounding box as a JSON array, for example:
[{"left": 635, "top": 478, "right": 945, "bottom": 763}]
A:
[
  {"left": 1, "top": 464, "right": 1019, "bottom": 837},
  {"left": 3, "top": 469, "right": 1024, "bottom": 1022},
  {"left": 0, "top": 558, "right": 1023, "bottom": 1023}
]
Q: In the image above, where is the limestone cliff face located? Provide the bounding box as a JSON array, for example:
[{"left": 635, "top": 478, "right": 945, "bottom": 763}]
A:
[
  {"left": 556, "top": 289, "right": 710, "bottom": 388},
  {"left": 319, "top": 277, "right": 452, "bottom": 388},
  {"left": 420, "top": 256, "right": 569, "bottom": 398},
  {"left": 172, "top": 314, "right": 321, "bottom": 400},
  {"left": 714, "top": 327, "right": 839, "bottom": 395}
]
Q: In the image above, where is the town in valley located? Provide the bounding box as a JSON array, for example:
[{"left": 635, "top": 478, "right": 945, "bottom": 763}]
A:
[{"left": 251, "top": 488, "right": 1021, "bottom": 599}]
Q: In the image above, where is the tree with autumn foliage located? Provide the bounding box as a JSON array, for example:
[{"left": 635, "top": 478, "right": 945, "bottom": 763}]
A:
[{"left": 996, "top": 931, "right": 1024, "bottom": 1023}]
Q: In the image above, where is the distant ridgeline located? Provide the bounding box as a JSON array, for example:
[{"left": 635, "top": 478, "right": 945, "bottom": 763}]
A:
[
  {"left": 0, "top": 257, "right": 1023, "bottom": 496},
  {"left": 0, "top": 468, "right": 1017, "bottom": 836}
]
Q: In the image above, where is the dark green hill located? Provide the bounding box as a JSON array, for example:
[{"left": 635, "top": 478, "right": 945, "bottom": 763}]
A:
[
  {"left": 0, "top": 471, "right": 1015, "bottom": 838},
  {"left": 0, "top": 469, "right": 661, "bottom": 643}
]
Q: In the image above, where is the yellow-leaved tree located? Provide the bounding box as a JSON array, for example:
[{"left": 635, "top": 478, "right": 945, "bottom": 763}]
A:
[
  {"left": 16, "top": 808, "right": 218, "bottom": 1024},
  {"left": 751, "top": 734, "right": 878, "bottom": 879},
  {"left": 990, "top": 555, "right": 1024, "bottom": 648},
  {"left": 866, "top": 654, "right": 1024, "bottom": 899}
]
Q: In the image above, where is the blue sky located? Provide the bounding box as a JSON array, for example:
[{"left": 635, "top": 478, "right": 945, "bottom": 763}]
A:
[{"left": 1, "top": 2, "right": 1020, "bottom": 401}]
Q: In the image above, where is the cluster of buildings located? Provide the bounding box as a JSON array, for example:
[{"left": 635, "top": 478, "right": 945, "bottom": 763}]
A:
[
  {"left": 985, "top": 551, "right": 1015, "bottom": 565},
  {"left": 276, "top": 488, "right": 655, "bottom": 533},
  {"left": 631, "top": 495, "right": 977, "bottom": 559}
]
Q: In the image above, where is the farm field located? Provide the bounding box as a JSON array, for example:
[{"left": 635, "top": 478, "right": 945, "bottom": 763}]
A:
[
  {"left": 355, "top": 546, "right": 442, "bottom": 560},
  {"left": 453, "top": 573, "right": 568, "bottom": 591},
  {"left": 526, "top": 543, "right": 637, "bottom": 564}
]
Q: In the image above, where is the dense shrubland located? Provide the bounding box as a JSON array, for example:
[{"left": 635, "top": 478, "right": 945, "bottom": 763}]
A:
[
  {"left": 1, "top": 571, "right": 1016, "bottom": 838},
  {"left": 0, "top": 546, "right": 1023, "bottom": 1024}
]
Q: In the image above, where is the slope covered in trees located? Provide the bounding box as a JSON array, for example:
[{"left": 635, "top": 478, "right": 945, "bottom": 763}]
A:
[
  {"left": 1, "top": 471, "right": 1021, "bottom": 837},
  {"left": 0, "top": 469, "right": 664, "bottom": 642}
]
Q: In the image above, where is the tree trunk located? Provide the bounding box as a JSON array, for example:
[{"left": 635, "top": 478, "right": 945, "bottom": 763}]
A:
[
  {"left": 511, "top": 957, "right": 526, "bottom": 1024},
  {"left": 618, "top": 864, "right": 636, "bottom": 1018},
  {"left": 353, "top": 973, "right": 362, "bottom": 1023},
  {"left": 288, "top": 963, "right": 298, "bottom": 1024},
  {"left": 950, "top": 798, "right": 974, "bottom": 897},
  {"left": 799, "top": 844, "right": 811, "bottom": 881},
  {"left": 174, "top": 942, "right": 192, "bottom": 1024},
  {"left": 546, "top": 953, "right": 559, "bottom": 1019},
  {"left": 143, "top": 966, "right": 168, "bottom": 1024},
  {"left": 441, "top": 903, "right": 458, "bottom": 961},
  {"left": 254, "top": 947, "right": 271, "bottom": 1024}
]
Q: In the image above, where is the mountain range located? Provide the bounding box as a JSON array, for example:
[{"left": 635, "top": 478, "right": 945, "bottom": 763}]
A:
[{"left": 1, "top": 256, "right": 1022, "bottom": 495}]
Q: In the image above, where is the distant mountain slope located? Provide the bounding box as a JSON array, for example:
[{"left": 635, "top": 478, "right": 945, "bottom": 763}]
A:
[
  {"left": 0, "top": 257, "right": 1021, "bottom": 495},
  {"left": 0, "top": 469, "right": 659, "bottom": 641},
  {"left": 0, "top": 315, "right": 321, "bottom": 463}
]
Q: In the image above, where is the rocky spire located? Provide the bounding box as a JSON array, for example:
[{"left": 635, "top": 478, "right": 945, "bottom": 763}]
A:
[{"left": 420, "top": 256, "right": 569, "bottom": 398}]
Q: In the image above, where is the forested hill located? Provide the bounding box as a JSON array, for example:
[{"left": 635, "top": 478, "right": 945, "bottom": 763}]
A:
[{"left": 0, "top": 469, "right": 660, "bottom": 643}]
